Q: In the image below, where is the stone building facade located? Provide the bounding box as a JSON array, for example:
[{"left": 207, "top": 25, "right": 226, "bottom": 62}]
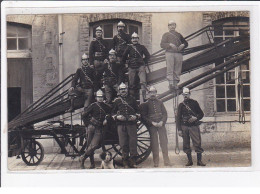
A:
[{"left": 6, "top": 11, "right": 250, "bottom": 152}]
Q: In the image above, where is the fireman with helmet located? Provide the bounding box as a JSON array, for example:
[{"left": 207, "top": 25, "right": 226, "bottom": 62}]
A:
[
  {"left": 103, "top": 49, "right": 124, "bottom": 104},
  {"left": 113, "top": 21, "right": 131, "bottom": 62},
  {"left": 79, "top": 89, "right": 111, "bottom": 169},
  {"left": 139, "top": 86, "right": 171, "bottom": 167},
  {"left": 121, "top": 32, "right": 150, "bottom": 101},
  {"left": 68, "top": 53, "right": 96, "bottom": 112},
  {"left": 112, "top": 82, "right": 140, "bottom": 168},
  {"left": 89, "top": 26, "right": 109, "bottom": 90}
]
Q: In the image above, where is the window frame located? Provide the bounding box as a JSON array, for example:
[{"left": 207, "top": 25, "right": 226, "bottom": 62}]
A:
[{"left": 213, "top": 18, "right": 250, "bottom": 114}]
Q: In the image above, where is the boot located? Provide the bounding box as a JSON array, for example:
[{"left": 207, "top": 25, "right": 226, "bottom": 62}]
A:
[
  {"left": 197, "top": 153, "right": 206, "bottom": 166},
  {"left": 89, "top": 155, "right": 95, "bottom": 169},
  {"left": 79, "top": 154, "right": 88, "bottom": 169},
  {"left": 79, "top": 136, "right": 84, "bottom": 146},
  {"left": 128, "top": 157, "right": 137, "bottom": 168},
  {"left": 185, "top": 153, "right": 193, "bottom": 166},
  {"left": 122, "top": 159, "right": 129, "bottom": 169},
  {"left": 67, "top": 98, "right": 75, "bottom": 112}
]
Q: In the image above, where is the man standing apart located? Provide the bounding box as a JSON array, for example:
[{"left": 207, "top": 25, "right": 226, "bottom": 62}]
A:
[
  {"left": 113, "top": 21, "right": 131, "bottom": 63},
  {"left": 103, "top": 49, "right": 124, "bottom": 104},
  {"left": 160, "top": 21, "right": 188, "bottom": 91},
  {"left": 79, "top": 90, "right": 111, "bottom": 169},
  {"left": 177, "top": 87, "right": 206, "bottom": 167},
  {"left": 112, "top": 82, "right": 139, "bottom": 168},
  {"left": 68, "top": 53, "right": 96, "bottom": 112},
  {"left": 139, "top": 86, "right": 171, "bottom": 167},
  {"left": 122, "top": 32, "right": 150, "bottom": 101},
  {"left": 89, "top": 26, "right": 109, "bottom": 90}
]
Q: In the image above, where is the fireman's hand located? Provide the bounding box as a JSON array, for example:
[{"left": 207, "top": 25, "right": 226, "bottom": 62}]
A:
[
  {"left": 103, "top": 119, "right": 107, "bottom": 126},
  {"left": 128, "top": 115, "right": 137, "bottom": 121},
  {"left": 157, "top": 121, "right": 163, "bottom": 127},
  {"left": 188, "top": 116, "right": 197, "bottom": 123},
  {"left": 152, "top": 122, "right": 158, "bottom": 127},
  {"left": 178, "top": 44, "right": 185, "bottom": 51},
  {"left": 178, "top": 130, "right": 183, "bottom": 137},
  {"left": 104, "top": 59, "right": 109, "bottom": 64},
  {"left": 169, "top": 43, "right": 177, "bottom": 50},
  {"left": 116, "top": 115, "right": 126, "bottom": 121}
]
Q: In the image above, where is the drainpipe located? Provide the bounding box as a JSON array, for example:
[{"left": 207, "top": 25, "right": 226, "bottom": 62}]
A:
[{"left": 58, "top": 15, "right": 64, "bottom": 89}]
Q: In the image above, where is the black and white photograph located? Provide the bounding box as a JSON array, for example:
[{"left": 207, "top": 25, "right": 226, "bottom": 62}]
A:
[{"left": 1, "top": 1, "right": 260, "bottom": 188}]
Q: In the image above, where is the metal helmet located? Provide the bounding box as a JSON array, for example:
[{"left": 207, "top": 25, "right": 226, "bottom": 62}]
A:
[
  {"left": 168, "top": 20, "right": 176, "bottom": 25},
  {"left": 182, "top": 87, "right": 190, "bottom": 94},
  {"left": 117, "top": 21, "right": 125, "bottom": 27},
  {"left": 131, "top": 32, "right": 139, "bottom": 38},
  {"left": 148, "top": 86, "right": 157, "bottom": 93},
  {"left": 118, "top": 82, "right": 128, "bottom": 90},
  {"left": 96, "top": 89, "right": 104, "bottom": 97},
  {"left": 109, "top": 49, "right": 116, "bottom": 55},
  {"left": 96, "top": 26, "right": 103, "bottom": 32},
  {"left": 81, "top": 53, "right": 89, "bottom": 60}
]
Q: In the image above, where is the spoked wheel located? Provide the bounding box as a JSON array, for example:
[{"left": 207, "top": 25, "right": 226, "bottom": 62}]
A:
[
  {"left": 102, "top": 121, "right": 152, "bottom": 165},
  {"left": 136, "top": 121, "right": 151, "bottom": 164},
  {"left": 21, "top": 140, "right": 44, "bottom": 166}
]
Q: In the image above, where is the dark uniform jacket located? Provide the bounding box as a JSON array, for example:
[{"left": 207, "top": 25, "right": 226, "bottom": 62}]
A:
[
  {"left": 176, "top": 98, "right": 204, "bottom": 130},
  {"left": 113, "top": 32, "right": 131, "bottom": 57},
  {"left": 103, "top": 61, "right": 124, "bottom": 85},
  {"left": 83, "top": 102, "right": 111, "bottom": 127},
  {"left": 112, "top": 95, "right": 139, "bottom": 124},
  {"left": 160, "top": 31, "right": 188, "bottom": 53},
  {"left": 139, "top": 98, "right": 168, "bottom": 127},
  {"left": 89, "top": 38, "right": 109, "bottom": 65},
  {"left": 122, "top": 43, "right": 150, "bottom": 69},
  {"left": 71, "top": 66, "right": 96, "bottom": 90}
]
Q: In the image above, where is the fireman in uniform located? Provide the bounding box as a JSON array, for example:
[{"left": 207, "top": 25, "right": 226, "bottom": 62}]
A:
[
  {"left": 176, "top": 87, "right": 206, "bottom": 167},
  {"left": 112, "top": 82, "right": 139, "bottom": 168},
  {"left": 68, "top": 53, "right": 96, "bottom": 112},
  {"left": 89, "top": 26, "right": 109, "bottom": 90},
  {"left": 103, "top": 49, "right": 124, "bottom": 104},
  {"left": 121, "top": 32, "right": 150, "bottom": 100},
  {"left": 139, "top": 86, "right": 171, "bottom": 167},
  {"left": 160, "top": 20, "right": 188, "bottom": 91},
  {"left": 79, "top": 89, "right": 111, "bottom": 169},
  {"left": 113, "top": 21, "right": 131, "bottom": 63}
]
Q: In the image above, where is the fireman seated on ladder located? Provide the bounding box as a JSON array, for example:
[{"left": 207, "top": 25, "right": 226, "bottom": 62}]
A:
[
  {"left": 67, "top": 53, "right": 96, "bottom": 112},
  {"left": 121, "top": 32, "right": 150, "bottom": 103}
]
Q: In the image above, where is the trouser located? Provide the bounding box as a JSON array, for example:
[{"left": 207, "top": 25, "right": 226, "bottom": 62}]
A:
[
  {"left": 150, "top": 125, "right": 170, "bottom": 165},
  {"left": 68, "top": 87, "right": 93, "bottom": 109},
  {"left": 117, "top": 124, "right": 138, "bottom": 160},
  {"left": 104, "top": 84, "right": 118, "bottom": 104},
  {"left": 181, "top": 125, "right": 204, "bottom": 154},
  {"left": 128, "top": 66, "right": 146, "bottom": 91},
  {"left": 165, "top": 52, "right": 183, "bottom": 86},
  {"left": 84, "top": 124, "right": 103, "bottom": 156},
  {"left": 94, "top": 60, "right": 105, "bottom": 89}
]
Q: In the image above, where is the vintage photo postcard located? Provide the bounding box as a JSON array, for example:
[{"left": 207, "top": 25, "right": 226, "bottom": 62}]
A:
[{"left": 1, "top": 1, "right": 260, "bottom": 187}]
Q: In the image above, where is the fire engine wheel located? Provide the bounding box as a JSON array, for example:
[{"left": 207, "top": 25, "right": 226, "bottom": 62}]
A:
[
  {"left": 102, "top": 122, "right": 151, "bottom": 165},
  {"left": 21, "top": 140, "right": 44, "bottom": 166}
]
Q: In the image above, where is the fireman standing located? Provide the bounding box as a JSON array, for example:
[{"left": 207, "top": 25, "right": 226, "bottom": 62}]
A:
[
  {"left": 79, "top": 89, "right": 111, "bottom": 169},
  {"left": 112, "top": 82, "right": 139, "bottom": 168},
  {"left": 89, "top": 26, "right": 109, "bottom": 90},
  {"left": 121, "top": 32, "right": 150, "bottom": 101}
]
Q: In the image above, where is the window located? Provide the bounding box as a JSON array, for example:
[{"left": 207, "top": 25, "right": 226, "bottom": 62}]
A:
[
  {"left": 7, "top": 23, "right": 31, "bottom": 51},
  {"left": 213, "top": 18, "right": 250, "bottom": 112},
  {"left": 90, "top": 19, "right": 142, "bottom": 50}
]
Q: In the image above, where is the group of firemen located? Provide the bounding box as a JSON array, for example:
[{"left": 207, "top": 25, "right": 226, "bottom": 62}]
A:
[{"left": 68, "top": 20, "right": 206, "bottom": 169}]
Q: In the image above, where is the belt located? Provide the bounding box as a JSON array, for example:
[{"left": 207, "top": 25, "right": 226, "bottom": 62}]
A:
[{"left": 95, "top": 52, "right": 105, "bottom": 57}]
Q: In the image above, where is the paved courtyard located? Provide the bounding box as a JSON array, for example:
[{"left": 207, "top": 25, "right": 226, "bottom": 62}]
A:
[{"left": 7, "top": 147, "right": 251, "bottom": 171}]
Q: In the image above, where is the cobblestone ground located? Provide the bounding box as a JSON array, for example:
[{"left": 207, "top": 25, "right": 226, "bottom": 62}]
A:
[{"left": 8, "top": 148, "right": 251, "bottom": 171}]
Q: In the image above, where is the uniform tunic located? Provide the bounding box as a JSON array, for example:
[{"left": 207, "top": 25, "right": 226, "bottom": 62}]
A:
[
  {"left": 176, "top": 98, "right": 204, "bottom": 154},
  {"left": 71, "top": 66, "right": 96, "bottom": 89},
  {"left": 160, "top": 31, "right": 188, "bottom": 53},
  {"left": 113, "top": 32, "right": 131, "bottom": 58},
  {"left": 89, "top": 38, "right": 109, "bottom": 66},
  {"left": 122, "top": 43, "right": 150, "bottom": 69},
  {"left": 139, "top": 98, "right": 170, "bottom": 165}
]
